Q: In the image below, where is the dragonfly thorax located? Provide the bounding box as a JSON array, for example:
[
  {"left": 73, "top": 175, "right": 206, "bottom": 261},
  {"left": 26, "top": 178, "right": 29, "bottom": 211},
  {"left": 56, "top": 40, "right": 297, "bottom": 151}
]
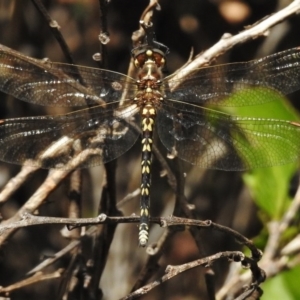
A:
[
  {"left": 133, "top": 48, "right": 165, "bottom": 109},
  {"left": 137, "top": 59, "right": 163, "bottom": 81},
  {"left": 135, "top": 78, "right": 164, "bottom": 108},
  {"left": 133, "top": 46, "right": 165, "bottom": 82}
]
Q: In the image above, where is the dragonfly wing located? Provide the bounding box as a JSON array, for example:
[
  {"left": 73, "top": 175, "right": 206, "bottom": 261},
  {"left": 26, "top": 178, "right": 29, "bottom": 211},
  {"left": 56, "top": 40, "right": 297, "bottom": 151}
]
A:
[
  {"left": 164, "top": 47, "right": 300, "bottom": 106},
  {"left": 0, "top": 103, "right": 140, "bottom": 168},
  {"left": 157, "top": 100, "right": 300, "bottom": 170},
  {"left": 0, "top": 44, "right": 136, "bottom": 107}
]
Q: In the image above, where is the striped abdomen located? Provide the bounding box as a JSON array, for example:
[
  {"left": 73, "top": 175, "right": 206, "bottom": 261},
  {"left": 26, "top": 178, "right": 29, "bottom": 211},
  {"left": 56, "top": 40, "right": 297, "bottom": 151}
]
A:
[{"left": 139, "top": 105, "right": 156, "bottom": 246}]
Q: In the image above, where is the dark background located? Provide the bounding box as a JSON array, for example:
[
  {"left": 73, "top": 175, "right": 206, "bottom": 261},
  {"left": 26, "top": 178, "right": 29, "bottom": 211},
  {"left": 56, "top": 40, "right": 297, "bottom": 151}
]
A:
[{"left": 0, "top": 0, "right": 299, "bottom": 299}]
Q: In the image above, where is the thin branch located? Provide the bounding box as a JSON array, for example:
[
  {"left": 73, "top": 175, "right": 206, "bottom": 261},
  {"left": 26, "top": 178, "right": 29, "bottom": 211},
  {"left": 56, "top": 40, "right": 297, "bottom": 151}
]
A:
[
  {"left": 170, "top": 0, "right": 300, "bottom": 87},
  {"left": 216, "top": 178, "right": 300, "bottom": 299},
  {"left": 121, "top": 251, "right": 263, "bottom": 300},
  {"left": 0, "top": 148, "right": 102, "bottom": 246},
  {"left": 0, "top": 214, "right": 261, "bottom": 260},
  {"left": 0, "top": 269, "right": 63, "bottom": 294},
  {"left": 27, "top": 227, "right": 98, "bottom": 276},
  {"left": 0, "top": 164, "right": 38, "bottom": 203},
  {"left": 31, "top": 0, "right": 75, "bottom": 64}
]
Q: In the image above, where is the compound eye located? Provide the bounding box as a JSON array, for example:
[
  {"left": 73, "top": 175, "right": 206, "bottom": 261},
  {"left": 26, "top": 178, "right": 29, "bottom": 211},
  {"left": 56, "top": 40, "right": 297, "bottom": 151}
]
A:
[
  {"left": 153, "top": 52, "right": 165, "bottom": 67},
  {"left": 134, "top": 53, "right": 147, "bottom": 68},
  {"left": 134, "top": 58, "right": 140, "bottom": 68}
]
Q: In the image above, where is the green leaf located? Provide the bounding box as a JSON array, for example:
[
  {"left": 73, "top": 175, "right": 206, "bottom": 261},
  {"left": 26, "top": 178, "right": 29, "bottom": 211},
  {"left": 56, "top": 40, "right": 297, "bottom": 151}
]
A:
[
  {"left": 262, "top": 266, "right": 300, "bottom": 300},
  {"left": 222, "top": 87, "right": 299, "bottom": 122},
  {"left": 222, "top": 88, "right": 299, "bottom": 219},
  {"left": 243, "top": 165, "right": 294, "bottom": 219}
]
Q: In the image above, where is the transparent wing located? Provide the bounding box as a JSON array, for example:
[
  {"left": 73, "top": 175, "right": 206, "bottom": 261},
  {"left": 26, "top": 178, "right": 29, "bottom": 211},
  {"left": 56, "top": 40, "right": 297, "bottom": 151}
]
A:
[
  {"left": 0, "top": 44, "right": 137, "bottom": 107},
  {"left": 163, "top": 47, "right": 300, "bottom": 106},
  {"left": 157, "top": 100, "right": 300, "bottom": 171},
  {"left": 0, "top": 102, "right": 140, "bottom": 168}
]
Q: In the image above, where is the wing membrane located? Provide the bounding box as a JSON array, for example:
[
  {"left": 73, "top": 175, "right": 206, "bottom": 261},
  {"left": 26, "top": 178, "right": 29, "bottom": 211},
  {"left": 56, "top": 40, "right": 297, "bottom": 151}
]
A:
[
  {"left": 0, "top": 44, "right": 137, "bottom": 107},
  {"left": 0, "top": 103, "right": 140, "bottom": 168},
  {"left": 164, "top": 47, "right": 300, "bottom": 106},
  {"left": 157, "top": 100, "right": 300, "bottom": 170}
]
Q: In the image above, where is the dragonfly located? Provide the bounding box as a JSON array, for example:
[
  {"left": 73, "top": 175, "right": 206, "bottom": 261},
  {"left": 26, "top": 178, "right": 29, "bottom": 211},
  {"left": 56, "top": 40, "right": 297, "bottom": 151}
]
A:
[{"left": 1, "top": 28, "right": 300, "bottom": 246}]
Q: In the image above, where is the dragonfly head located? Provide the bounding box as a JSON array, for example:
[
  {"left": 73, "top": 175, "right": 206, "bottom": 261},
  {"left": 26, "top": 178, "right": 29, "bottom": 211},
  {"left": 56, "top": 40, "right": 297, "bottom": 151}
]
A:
[
  {"left": 133, "top": 47, "right": 167, "bottom": 70},
  {"left": 132, "top": 21, "right": 169, "bottom": 70}
]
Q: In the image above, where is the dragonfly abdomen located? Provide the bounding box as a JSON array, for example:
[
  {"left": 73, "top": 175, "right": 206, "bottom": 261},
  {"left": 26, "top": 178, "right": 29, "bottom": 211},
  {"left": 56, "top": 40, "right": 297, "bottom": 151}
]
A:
[{"left": 139, "top": 105, "right": 156, "bottom": 246}]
